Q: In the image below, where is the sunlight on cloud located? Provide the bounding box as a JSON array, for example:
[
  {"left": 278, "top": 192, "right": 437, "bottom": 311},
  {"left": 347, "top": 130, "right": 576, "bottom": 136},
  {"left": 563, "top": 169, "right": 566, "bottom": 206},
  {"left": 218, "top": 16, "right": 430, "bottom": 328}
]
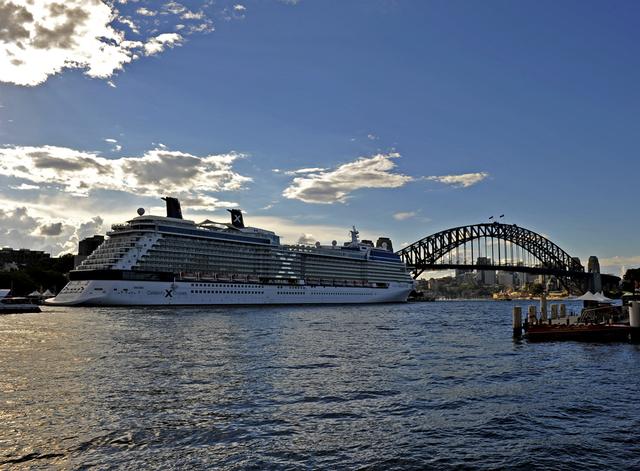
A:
[
  {"left": 282, "top": 152, "right": 413, "bottom": 204},
  {"left": 0, "top": 145, "right": 251, "bottom": 210},
  {"left": 426, "top": 172, "right": 489, "bottom": 188},
  {"left": 393, "top": 211, "right": 416, "bottom": 221},
  {"left": 0, "top": 206, "right": 107, "bottom": 256},
  {"left": 282, "top": 153, "right": 489, "bottom": 204},
  {"left": 0, "top": 0, "right": 220, "bottom": 86}
]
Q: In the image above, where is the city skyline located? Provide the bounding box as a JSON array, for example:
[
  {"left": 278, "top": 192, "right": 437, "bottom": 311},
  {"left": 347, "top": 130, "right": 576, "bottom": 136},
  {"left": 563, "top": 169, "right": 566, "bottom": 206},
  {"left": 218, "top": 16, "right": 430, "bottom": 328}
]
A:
[{"left": 1, "top": 0, "right": 639, "bottom": 277}]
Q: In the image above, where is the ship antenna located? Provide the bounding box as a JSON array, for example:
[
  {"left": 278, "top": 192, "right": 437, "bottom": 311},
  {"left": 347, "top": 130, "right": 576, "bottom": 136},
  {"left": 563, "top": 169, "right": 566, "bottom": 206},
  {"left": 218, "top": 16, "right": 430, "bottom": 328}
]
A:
[{"left": 350, "top": 226, "right": 359, "bottom": 246}]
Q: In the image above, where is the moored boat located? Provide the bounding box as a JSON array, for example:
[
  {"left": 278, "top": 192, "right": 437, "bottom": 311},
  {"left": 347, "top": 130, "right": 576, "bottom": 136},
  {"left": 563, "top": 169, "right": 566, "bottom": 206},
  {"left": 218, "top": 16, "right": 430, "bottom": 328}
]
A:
[{"left": 47, "top": 197, "right": 415, "bottom": 306}]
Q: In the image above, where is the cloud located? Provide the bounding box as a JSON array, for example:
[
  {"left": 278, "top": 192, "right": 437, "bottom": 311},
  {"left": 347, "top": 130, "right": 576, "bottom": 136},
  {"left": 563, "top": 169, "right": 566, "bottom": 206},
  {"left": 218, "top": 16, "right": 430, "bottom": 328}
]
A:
[
  {"left": 284, "top": 167, "right": 327, "bottom": 176},
  {"left": 77, "top": 216, "right": 104, "bottom": 240},
  {"left": 297, "top": 233, "right": 316, "bottom": 245},
  {"left": 9, "top": 183, "right": 40, "bottom": 191},
  {"left": 426, "top": 172, "right": 489, "bottom": 188},
  {"left": 143, "top": 32, "right": 182, "bottom": 55},
  {"left": 393, "top": 211, "right": 416, "bottom": 221},
  {"left": 234, "top": 5, "right": 247, "bottom": 12},
  {"left": 0, "top": 145, "right": 252, "bottom": 209},
  {"left": 136, "top": 7, "right": 157, "bottom": 17},
  {"left": 0, "top": 0, "right": 192, "bottom": 86},
  {"left": 0, "top": 206, "right": 104, "bottom": 256},
  {"left": 39, "top": 222, "right": 63, "bottom": 236},
  {"left": 283, "top": 152, "right": 413, "bottom": 204}
]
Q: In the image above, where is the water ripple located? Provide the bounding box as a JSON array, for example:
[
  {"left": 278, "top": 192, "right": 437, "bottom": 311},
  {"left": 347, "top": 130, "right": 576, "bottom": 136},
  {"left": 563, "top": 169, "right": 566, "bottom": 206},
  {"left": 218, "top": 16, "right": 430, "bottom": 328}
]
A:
[{"left": 1, "top": 301, "right": 640, "bottom": 469}]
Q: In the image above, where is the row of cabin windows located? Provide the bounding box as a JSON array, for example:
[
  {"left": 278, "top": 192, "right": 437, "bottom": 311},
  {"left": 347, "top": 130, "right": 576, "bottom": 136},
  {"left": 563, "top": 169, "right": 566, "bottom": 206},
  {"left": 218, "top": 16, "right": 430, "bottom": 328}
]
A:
[
  {"left": 189, "top": 289, "right": 372, "bottom": 296},
  {"left": 192, "top": 290, "right": 264, "bottom": 295}
]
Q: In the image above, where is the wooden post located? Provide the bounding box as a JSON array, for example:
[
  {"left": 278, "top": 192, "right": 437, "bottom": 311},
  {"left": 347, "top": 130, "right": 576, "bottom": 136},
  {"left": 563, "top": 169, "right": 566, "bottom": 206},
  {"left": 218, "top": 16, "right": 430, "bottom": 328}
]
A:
[
  {"left": 559, "top": 304, "right": 566, "bottom": 318},
  {"left": 528, "top": 305, "right": 537, "bottom": 325},
  {"left": 540, "top": 294, "right": 548, "bottom": 322},
  {"left": 513, "top": 306, "right": 522, "bottom": 337},
  {"left": 551, "top": 304, "right": 558, "bottom": 320}
]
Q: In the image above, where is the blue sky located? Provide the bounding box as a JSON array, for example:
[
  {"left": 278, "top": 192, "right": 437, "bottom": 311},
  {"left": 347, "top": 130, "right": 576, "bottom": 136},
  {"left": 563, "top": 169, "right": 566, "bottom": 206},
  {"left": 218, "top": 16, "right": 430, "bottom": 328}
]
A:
[{"left": 0, "top": 0, "right": 638, "bottom": 276}]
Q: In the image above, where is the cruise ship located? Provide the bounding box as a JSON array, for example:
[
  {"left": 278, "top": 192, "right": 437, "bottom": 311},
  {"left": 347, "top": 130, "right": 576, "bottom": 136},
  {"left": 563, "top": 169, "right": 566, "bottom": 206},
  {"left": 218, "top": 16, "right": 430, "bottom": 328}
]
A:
[{"left": 47, "top": 198, "right": 415, "bottom": 306}]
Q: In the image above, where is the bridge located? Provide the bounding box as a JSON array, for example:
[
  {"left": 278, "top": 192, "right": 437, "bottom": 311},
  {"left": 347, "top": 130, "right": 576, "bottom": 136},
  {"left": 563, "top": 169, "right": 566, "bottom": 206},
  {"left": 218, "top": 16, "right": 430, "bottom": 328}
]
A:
[{"left": 395, "top": 222, "right": 609, "bottom": 293}]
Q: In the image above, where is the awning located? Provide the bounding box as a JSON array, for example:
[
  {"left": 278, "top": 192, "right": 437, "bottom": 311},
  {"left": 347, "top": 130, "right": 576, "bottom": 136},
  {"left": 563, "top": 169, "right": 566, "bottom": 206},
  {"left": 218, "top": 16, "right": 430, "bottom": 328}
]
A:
[{"left": 577, "top": 291, "right": 613, "bottom": 302}]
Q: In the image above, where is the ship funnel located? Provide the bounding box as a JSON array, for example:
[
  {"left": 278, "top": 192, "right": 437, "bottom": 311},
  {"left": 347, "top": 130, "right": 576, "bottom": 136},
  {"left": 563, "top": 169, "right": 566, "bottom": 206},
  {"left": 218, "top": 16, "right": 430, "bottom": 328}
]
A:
[
  {"left": 162, "top": 197, "right": 183, "bottom": 219},
  {"left": 376, "top": 237, "right": 393, "bottom": 252},
  {"left": 228, "top": 209, "right": 244, "bottom": 228}
]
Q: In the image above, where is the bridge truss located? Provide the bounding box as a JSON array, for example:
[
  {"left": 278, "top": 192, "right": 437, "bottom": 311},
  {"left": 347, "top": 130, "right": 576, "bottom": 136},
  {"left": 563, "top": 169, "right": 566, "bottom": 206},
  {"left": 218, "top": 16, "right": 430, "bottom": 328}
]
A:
[{"left": 396, "top": 222, "right": 586, "bottom": 291}]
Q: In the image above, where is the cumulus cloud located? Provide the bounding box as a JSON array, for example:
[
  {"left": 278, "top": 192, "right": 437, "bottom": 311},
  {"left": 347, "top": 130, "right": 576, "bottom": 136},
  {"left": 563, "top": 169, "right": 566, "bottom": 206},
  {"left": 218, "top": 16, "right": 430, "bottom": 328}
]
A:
[
  {"left": 143, "top": 32, "right": 182, "bottom": 55},
  {"left": 0, "top": 0, "right": 211, "bottom": 86},
  {"left": 0, "top": 206, "right": 104, "bottom": 256},
  {"left": 39, "top": 222, "right": 63, "bottom": 236},
  {"left": 0, "top": 145, "right": 252, "bottom": 210},
  {"left": 297, "top": 233, "right": 316, "bottom": 245},
  {"left": 426, "top": 172, "right": 489, "bottom": 188},
  {"left": 283, "top": 153, "right": 413, "bottom": 204},
  {"left": 393, "top": 211, "right": 416, "bottom": 221},
  {"left": 136, "top": 7, "right": 157, "bottom": 17}
]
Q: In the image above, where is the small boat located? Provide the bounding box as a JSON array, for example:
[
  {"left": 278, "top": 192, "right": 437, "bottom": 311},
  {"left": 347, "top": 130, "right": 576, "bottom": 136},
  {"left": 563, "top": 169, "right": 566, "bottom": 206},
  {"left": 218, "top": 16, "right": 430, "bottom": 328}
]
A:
[{"left": 0, "top": 290, "right": 41, "bottom": 314}]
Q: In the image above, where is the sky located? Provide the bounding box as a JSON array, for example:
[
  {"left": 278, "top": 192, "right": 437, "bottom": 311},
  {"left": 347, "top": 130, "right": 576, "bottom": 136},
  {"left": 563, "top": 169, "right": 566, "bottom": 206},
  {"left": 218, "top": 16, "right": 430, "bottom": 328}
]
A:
[{"left": 0, "top": 0, "right": 638, "bottom": 277}]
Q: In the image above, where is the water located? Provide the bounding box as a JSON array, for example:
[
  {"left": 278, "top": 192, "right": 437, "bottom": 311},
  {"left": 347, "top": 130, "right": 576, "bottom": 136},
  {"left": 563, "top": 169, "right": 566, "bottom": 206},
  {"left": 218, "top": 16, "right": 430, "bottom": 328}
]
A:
[{"left": 2, "top": 301, "right": 640, "bottom": 470}]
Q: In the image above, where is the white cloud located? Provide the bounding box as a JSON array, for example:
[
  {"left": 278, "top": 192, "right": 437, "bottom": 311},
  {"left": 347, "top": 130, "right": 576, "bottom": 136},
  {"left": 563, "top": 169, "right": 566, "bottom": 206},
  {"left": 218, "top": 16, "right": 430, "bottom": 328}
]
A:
[
  {"left": 104, "top": 138, "right": 118, "bottom": 143},
  {"left": 136, "top": 7, "right": 157, "bottom": 17},
  {"left": 0, "top": 0, "right": 186, "bottom": 86},
  {"left": 181, "top": 11, "right": 205, "bottom": 20},
  {"left": 426, "top": 172, "right": 489, "bottom": 188},
  {"left": 297, "top": 233, "right": 315, "bottom": 245},
  {"left": 0, "top": 145, "right": 252, "bottom": 208},
  {"left": 234, "top": 5, "right": 247, "bottom": 12},
  {"left": 367, "top": 133, "right": 378, "bottom": 140},
  {"left": 393, "top": 211, "right": 416, "bottom": 221},
  {"left": 284, "top": 167, "right": 327, "bottom": 176},
  {"left": 283, "top": 152, "right": 413, "bottom": 204},
  {"left": 143, "top": 32, "right": 182, "bottom": 55},
  {"left": 9, "top": 183, "right": 40, "bottom": 191}
]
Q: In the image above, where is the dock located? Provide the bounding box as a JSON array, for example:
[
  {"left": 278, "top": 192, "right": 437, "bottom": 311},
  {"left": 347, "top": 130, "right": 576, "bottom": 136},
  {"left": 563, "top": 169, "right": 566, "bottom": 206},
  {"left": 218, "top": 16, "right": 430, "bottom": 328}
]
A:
[{"left": 512, "top": 300, "right": 640, "bottom": 343}]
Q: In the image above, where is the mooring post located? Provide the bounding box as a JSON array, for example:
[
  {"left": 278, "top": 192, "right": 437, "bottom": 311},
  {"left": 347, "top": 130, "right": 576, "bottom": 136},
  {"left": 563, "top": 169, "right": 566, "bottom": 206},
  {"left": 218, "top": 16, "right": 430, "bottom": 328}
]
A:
[
  {"left": 630, "top": 301, "right": 640, "bottom": 343},
  {"left": 513, "top": 306, "right": 522, "bottom": 338},
  {"left": 551, "top": 304, "right": 558, "bottom": 321},
  {"left": 559, "top": 304, "right": 566, "bottom": 318},
  {"left": 528, "top": 305, "right": 537, "bottom": 325},
  {"left": 540, "top": 294, "right": 548, "bottom": 322}
]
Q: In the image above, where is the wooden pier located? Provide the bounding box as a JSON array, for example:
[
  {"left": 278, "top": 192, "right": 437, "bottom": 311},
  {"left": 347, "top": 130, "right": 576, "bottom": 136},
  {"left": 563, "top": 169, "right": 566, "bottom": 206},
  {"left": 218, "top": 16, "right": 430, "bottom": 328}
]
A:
[{"left": 512, "top": 300, "right": 640, "bottom": 343}]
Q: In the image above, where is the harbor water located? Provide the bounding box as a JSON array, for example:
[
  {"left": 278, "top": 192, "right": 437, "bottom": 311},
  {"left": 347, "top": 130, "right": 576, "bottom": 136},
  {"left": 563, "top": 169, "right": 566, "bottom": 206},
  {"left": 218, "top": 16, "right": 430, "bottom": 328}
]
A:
[{"left": 2, "top": 301, "right": 640, "bottom": 470}]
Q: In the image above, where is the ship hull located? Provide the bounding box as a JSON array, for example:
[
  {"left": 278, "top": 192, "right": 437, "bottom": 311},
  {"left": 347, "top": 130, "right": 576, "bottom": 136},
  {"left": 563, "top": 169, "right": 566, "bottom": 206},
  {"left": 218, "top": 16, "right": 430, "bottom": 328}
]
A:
[{"left": 46, "top": 280, "right": 413, "bottom": 306}]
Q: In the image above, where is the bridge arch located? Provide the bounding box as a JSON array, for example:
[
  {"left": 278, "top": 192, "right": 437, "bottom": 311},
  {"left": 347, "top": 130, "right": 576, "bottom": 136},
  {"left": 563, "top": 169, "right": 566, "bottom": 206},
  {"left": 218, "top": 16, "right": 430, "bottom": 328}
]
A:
[{"left": 395, "top": 222, "right": 584, "bottom": 280}]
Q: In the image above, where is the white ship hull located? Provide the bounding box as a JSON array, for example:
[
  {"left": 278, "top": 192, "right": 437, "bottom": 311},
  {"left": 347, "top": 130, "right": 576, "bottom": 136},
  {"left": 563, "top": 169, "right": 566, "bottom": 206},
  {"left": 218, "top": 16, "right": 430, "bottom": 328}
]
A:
[{"left": 46, "top": 280, "right": 413, "bottom": 306}]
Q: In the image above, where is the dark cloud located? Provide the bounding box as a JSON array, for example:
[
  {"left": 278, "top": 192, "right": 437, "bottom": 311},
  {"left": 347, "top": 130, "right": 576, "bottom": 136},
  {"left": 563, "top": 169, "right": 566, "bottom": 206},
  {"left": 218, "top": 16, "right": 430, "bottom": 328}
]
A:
[
  {"left": 32, "top": 5, "right": 89, "bottom": 49},
  {"left": 39, "top": 222, "right": 63, "bottom": 236},
  {"left": 121, "top": 153, "right": 201, "bottom": 186},
  {"left": 77, "top": 216, "right": 104, "bottom": 239},
  {"left": 0, "top": 1, "right": 33, "bottom": 42}
]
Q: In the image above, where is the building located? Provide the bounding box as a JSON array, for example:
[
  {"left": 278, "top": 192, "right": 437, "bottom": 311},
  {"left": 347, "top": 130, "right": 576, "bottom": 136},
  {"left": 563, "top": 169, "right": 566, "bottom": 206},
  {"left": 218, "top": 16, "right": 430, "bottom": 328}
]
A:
[
  {"left": 496, "top": 271, "right": 514, "bottom": 288},
  {"left": 475, "top": 257, "right": 496, "bottom": 285},
  {"left": 0, "top": 247, "right": 50, "bottom": 267}
]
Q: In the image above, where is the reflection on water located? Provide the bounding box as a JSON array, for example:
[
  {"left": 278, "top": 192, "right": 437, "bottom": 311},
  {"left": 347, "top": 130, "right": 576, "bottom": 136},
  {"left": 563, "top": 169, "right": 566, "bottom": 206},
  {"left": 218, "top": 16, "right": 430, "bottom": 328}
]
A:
[{"left": 2, "top": 301, "right": 640, "bottom": 469}]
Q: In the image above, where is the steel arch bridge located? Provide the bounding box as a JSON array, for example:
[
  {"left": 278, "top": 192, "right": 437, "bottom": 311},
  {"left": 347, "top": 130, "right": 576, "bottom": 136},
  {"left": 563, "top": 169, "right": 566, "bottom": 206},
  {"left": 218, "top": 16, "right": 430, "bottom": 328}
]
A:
[{"left": 395, "top": 222, "right": 587, "bottom": 290}]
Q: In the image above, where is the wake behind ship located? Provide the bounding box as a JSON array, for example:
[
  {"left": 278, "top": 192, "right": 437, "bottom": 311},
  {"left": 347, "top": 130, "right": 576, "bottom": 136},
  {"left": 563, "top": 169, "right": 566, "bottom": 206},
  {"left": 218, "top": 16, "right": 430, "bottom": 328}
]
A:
[{"left": 47, "top": 198, "right": 415, "bottom": 306}]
